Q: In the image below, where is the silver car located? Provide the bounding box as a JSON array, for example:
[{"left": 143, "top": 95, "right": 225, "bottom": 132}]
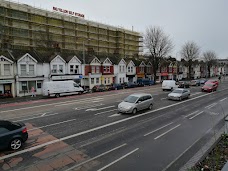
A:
[
  {"left": 118, "top": 93, "right": 154, "bottom": 114},
  {"left": 168, "top": 88, "right": 190, "bottom": 101}
]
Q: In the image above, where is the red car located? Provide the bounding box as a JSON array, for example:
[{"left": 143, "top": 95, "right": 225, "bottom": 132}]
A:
[
  {"left": 205, "top": 80, "right": 219, "bottom": 86},
  {"left": 201, "top": 83, "right": 217, "bottom": 92}
]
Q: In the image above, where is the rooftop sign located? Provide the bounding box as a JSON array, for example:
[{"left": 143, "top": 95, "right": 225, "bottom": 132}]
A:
[{"left": 53, "top": 7, "right": 85, "bottom": 18}]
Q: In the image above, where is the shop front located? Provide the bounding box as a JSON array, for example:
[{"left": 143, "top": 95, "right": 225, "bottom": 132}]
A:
[
  {"left": 126, "top": 74, "right": 137, "bottom": 83},
  {"left": 0, "top": 79, "right": 15, "bottom": 98}
]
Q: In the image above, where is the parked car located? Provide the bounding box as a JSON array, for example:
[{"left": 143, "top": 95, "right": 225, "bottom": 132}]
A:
[
  {"left": 108, "top": 83, "right": 124, "bottom": 90},
  {"left": 190, "top": 80, "right": 201, "bottom": 86},
  {"left": 201, "top": 83, "right": 218, "bottom": 92},
  {"left": 200, "top": 79, "right": 208, "bottom": 84},
  {"left": 162, "top": 80, "right": 178, "bottom": 91},
  {"left": 0, "top": 120, "right": 28, "bottom": 150},
  {"left": 137, "top": 79, "right": 154, "bottom": 86},
  {"left": 118, "top": 93, "right": 154, "bottom": 114},
  {"left": 122, "top": 82, "right": 137, "bottom": 89},
  {"left": 168, "top": 88, "right": 190, "bottom": 101},
  {"left": 178, "top": 81, "right": 190, "bottom": 88},
  {"left": 92, "top": 84, "right": 108, "bottom": 92},
  {"left": 205, "top": 80, "right": 219, "bottom": 86}
]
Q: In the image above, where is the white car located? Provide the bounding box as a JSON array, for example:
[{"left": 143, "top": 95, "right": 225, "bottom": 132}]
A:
[
  {"left": 162, "top": 80, "right": 178, "bottom": 91},
  {"left": 168, "top": 88, "right": 190, "bottom": 101},
  {"left": 118, "top": 93, "right": 154, "bottom": 114}
]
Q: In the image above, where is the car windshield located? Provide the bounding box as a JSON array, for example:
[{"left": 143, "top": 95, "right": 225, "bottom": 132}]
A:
[
  {"left": 172, "top": 90, "right": 183, "bottom": 94},
  {"left": 205, "top": 84, "right": 213, "bottom": 87},
  {"left": 124, "top": 95, "right": 138, "bottom": 103}
]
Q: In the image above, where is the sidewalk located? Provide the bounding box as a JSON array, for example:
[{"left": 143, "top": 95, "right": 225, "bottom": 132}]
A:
[{"left": 0, "top": 95, "right": 46, "bottom": 105}]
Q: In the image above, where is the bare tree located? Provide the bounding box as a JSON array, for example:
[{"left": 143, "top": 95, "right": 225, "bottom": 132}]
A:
[
  {"left": 144, "top": 26, "right": 173, "bottom": 83},
  {"left": 203, "top": 51, "right": 217, "bottom": 78},
  {"left": 180, "top": 41, "right": 200, "bottom": 79}
]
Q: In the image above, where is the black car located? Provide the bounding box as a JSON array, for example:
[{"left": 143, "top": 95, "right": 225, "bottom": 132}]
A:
[
  {"left": 122, "top": 82, "right": 137, "bottom": 89},
  {"left": 109, "top": 83, "right": 124, "bottom": 90},
  {"left": 178, "top": 81, "right": 190, "bottom": 88},
  {"left": 0, "top": 120, "right": 28, "bottom": 150},
  {"left": 92, "top": 84, "right": 108, "bottom": 92}
]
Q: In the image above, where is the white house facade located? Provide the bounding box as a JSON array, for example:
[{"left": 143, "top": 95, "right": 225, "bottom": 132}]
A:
[
  {"left": 114, "top": 59, "right": 127, "bottom": 84},
  {"left": 126, "top": 60, "right": 136, "bottom": 83}
]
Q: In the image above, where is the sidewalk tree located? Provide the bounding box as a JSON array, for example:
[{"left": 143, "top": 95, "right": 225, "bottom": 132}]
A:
[
  {"left": 144, "top": 26, "right": 173, "bottom": 83},
  {"left": 203, "top": 51, "right": 217, "bottom": 78},
  {"left": 180, "top": 41, "right": 200, "bottom": 79}
]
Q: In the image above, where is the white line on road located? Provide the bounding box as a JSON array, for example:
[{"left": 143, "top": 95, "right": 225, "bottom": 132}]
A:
[
  {"left": 14, "top": 113, "right": 59, "bottom": 122},
  {"left": 161, "top": 97, "right": 167, "bottom": 100},
  {"left": 189, "top": 111, "right": 204, "bottom": 120},
  {"left": 55, "top": 98, "right": 103, "bottom": 107},
  {"left": 28, "top": 119, "right": 77, "bottom": 131},
  {"left": 97, "top": 148, "right": 139, "bottom": 171},
  {"left": 109, "top": 113, "right": 121, "bottom": 118},
  {"left": 74, "top": 103, "right": 103, "bottom": 110},
  {"left": 0, "top": 88, "right": 226, "bottom": 161},
  {"left": 205, "top": 103, "right": 217, "bottom": 109},
  {"left": 144, "top": 122, "right": 174, "bottom": 137},
  {"left": 41, "top": 113, "right": 46, "bottom": 117},
  {"left": 94, "top": 109, "right": 117, "bottom": 116},
  {"left": 220, "top": 97, "right": 227, "bottom": 102},
  {"left": 65, "top": 143, "right": 127, "bottom": 171},
  {"left": 86, "top": 105, "right": 115, "bottom": 112},
  {"left": 154, "top": 124, "right": 181, "bottom": 140},
  {"left": 184, "top": 110, "right": 199, "bottom": 118},
  {"left": 190, "top": 92, "right": 202, "bottom": 96}
]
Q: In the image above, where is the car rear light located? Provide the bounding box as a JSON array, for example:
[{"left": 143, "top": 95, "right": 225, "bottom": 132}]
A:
[{"left": 22, "top": 128, "right": 27, "bottom": 133}]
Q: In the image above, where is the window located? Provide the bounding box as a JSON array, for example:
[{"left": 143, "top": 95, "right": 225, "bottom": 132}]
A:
[
  {"left": 70, "top": 65, "right": 79, "bottom": 74},
  {"left": 96, "top": 66, "right": 100, "bottom": 73},
  {"left": 128, "top": 67, "right": 130, "bottom": 72},
  {"left": 92, "top": 66, "right": 95, "bottom": 73},
  {"left": 0, "top": 128, "right": 9, "bottom": 134},
  {"left": 70, "top": 65, "right": 74, "bottom": 73},
  {"left": 131, "top": 67, "right": 133, "bottom": 73},
  {"left": 96, "top": 78, "right": 99, "bottom": 84},
  {"left": 122, "top": 66, "right": 125, "bottom": 72},
  {"left": 140, "top": 67, "right": 144, "bottom": 73},
  {"left": 21, "top": 64, "right": 26, "bottom": 75},
  {"left": 37, "top": 81, "right": 42, "bottom": 89},
  {"left": 123, "top": 78, "right": 125, "bottom": 83},
  {"left": 108, "top": 78, "right": 110, "bottom": 84},
  {"left": 75, "top": 65, "right": 79, "bottom": 74},
  {"left": 59, "top": 65, "right": 63, "bottom": 73},
  {"left": 21, "top": 81, "right": 27, "bottom": 91},
  {"left": 29, "top": 64, "right": 34, "bottom": 75},
  {"left": 103, "top": 66, "right": 110, "bottom": 73},
  {"left": 104, "top": 78, "right": 107, "bottom": 84},
  {"left": 52, "top": 65, "right": 57, "bottom": 73},
  {"left": 161, "top": 67, "right": 167, "bottom": 72},
  {"left": 119, "top": 78, "right": 121, "bottom": 83},
  {"left": 4, "top": 64, "right": 10, "bottom": 75},
  {"left": 91, "top": 78, "right": 94, "bottom": 84},
  {"left": 119, "top": 66, "right": 122, "bottom": 72},
  {"left": 147, "top": 67, "right": 151, "bottom": 73}
]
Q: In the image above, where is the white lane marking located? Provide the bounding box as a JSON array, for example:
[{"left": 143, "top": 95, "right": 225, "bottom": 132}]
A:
[
  {"left": 14, "top": 113, "right": 59, "bottom": 122},
  {"left": 161, "top": 97, "right": 167, "bottom": 100},
  {"left": 220, "top": 97, "right": 227, "bottom": 102},
  {"left": 0, "top": 87, "right": 162, "bottom": 113},
  {"left": 0, "top": 89, "right": 224, "bottom": 160},
  {"left": 109, "top": 114, "right": 121, "bottom": 118},
  {"left": 190, "top": 92, "right": 202, "bottom": 96},
  {"left": 55, "top": 98, "right": 103, "bottom": 107},
  {"left": 97, "top": 148, "right": 139, "bottom": 171},
  {"left": 144, "top": 122, "right": 174, "bottom": 137},
  {"left": 95, "top": 109, "right": 117, "bottom": 116},
  {"left": 74, "top": 103, "right": 103, "bottom": 110},
  {"left": 189, "top": 111, "right": 204, "bottom": 120},
  {"left": 41, "top": 113, "right": 46, "bottom": 117},
  {"left": 205, "top": 103, "right": 217, "bottom": 109},
  {"left": 86, "top": 105, "right": 115, "bottom": 112},
  {"left": 28, "top": 119, "right": 77, "bottom": 131},
  {"left": 65, "top": 143, "right": 127, "bottom": 171},
  {"left": 154, "top": 124, "right": 181, "bottom": 140},
  {"left": 184, "top": 110, "right": 199, "bottom": 118}
]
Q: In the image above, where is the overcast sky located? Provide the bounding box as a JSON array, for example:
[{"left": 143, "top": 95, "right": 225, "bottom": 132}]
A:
[{"left": 17, "top": 0, "right": 228, "bottom": 59}]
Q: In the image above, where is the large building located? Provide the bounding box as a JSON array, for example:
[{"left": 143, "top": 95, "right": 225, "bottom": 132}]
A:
[{"left": 0, "top": 0, "right": 143, "bottom": 58}]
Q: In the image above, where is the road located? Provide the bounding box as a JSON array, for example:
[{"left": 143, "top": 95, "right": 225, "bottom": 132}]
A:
[{"left": 0, "top": 80, "right": 227, "bottom": 171}]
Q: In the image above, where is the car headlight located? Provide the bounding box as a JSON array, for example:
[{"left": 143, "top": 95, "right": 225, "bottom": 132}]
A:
[{"left": 126, "top": 106, "right": 132, "bottom": 110}]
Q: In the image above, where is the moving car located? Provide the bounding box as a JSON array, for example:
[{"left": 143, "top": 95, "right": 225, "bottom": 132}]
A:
[
  {"left": 205, "top": 80, "right": 219, "bottom": 86},
  {"left": 201, "top": 83, "right": 217, "bottom": 92},
  {"left": 200, "top": 79, "right": 208, "bottom": 84},
  {"left": 118, "top": 93, "right": 154, "bottom": 114},
  {"left": 162, "top": 80, "right": 178, "bottom": 91},
  {"left": 0, "top": 120, "right": 28, "bottom": 150},
  {"left": 168, "top": 88, "right": 190, "bottom": 101},
  {"left": 43, "top": 81, "right": 84, "bottom": 97},
  {"left": 190, "top": 80, "right": 200, "bottom": 86}
]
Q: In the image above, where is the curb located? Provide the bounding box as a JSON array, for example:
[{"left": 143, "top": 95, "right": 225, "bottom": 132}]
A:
[{"left": 179, "top": 125, "right": 225, "bottom": 171}]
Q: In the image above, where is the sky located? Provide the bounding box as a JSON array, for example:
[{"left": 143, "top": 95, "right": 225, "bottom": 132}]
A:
[{"left": 16, "top": 0, "right": 228, "bottom": 59}]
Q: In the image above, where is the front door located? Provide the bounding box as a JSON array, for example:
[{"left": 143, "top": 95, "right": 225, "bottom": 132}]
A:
[{"left": 4, "top": 84, "right": 12, "bottom": 96}]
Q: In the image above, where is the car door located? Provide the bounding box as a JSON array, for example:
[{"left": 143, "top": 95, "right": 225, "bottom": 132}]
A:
[
  {"left": 143, "top": 95, "right": 151, "bottom": 109},
  {"left": 0, "top": 127, "right": 11, "bottom": 149},
  {"left": 183, "top": 90, "right": 188, "bottom": 98},
  {"left": 136, "top": 97, "right": 144, "bottom": 111}
]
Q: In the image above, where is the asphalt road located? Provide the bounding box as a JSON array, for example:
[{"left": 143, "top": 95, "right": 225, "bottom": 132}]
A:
[{"left": 0, "top": 80, "right": 228, "bottom": 171}]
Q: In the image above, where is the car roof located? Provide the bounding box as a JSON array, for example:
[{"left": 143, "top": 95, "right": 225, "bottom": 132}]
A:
[
  {"left": 129, "top": 93, "right": 152, "bottom": 97},
  {"left": 0, "top": 120, "right": 12, "bottom": 126},
  {"left": 173, "top": 88, "right": 187, "bottom": 91}
]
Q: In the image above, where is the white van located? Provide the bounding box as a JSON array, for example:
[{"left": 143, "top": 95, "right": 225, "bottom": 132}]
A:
[
  {"left": 42, "top": 81, "right": 84, "bottom": 97},
  {"left": 162, "top": 80, "right": 178, "bottom": 91}
]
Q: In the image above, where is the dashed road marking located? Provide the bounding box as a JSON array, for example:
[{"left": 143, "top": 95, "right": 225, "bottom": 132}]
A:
[
  {"left": 189, "top": 111, "right": 204, "bottom": 120},
  {"left": 154, "top": 124, "right": 181, "bottom": 140}
]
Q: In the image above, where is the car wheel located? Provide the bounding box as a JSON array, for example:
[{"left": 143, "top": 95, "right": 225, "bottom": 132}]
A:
[
  {"left": 148, "top": 104, "right": 153, "bottom": 110},
  {"left": 10, "top": 138, "right": 22, "bottom": 150},
  {"left": 187, "top": 94, "right": 190, "bottom": 99},
  {"left": 55, "top": 93, "right": 60, "bottom": 98},
  {"left": 132, "top": 108, "right": 137, "bottom": 114}
]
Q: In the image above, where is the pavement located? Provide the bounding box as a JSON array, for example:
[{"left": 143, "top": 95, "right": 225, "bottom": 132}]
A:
[{"left": 0, "top": 80, "right": 228, "bottom": 171}]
